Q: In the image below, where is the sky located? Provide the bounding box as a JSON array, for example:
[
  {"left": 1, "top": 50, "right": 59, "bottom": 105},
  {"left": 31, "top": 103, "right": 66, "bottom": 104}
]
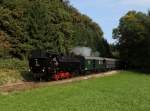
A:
[{"left": 69, "top": 0, "right": 150, "bottom": 43}]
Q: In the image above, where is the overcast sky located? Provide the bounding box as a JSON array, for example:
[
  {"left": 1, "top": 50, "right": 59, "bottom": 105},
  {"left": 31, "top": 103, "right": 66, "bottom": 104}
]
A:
[{"left": 69, "top": 0, "right": 150, "bottom": 43}]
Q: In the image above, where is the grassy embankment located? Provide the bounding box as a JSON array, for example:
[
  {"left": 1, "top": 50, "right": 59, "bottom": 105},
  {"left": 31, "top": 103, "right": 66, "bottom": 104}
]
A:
[
  {"left": 0, "top": 59, "right": 28, "bottom": 85},
  {"left": 0, "top": 71, "right": 150, "bottom": 111}
]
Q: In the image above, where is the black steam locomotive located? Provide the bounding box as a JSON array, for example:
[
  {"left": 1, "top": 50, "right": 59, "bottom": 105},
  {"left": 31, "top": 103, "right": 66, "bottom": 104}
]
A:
[{"left": 28, "top": 50, "right": 121, "bottom": 80}]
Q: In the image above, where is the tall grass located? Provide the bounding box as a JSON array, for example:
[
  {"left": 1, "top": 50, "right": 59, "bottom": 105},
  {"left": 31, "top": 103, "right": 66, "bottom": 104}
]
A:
[
  {"left": 0, "top": 58, "right": 28, "bottom": 71},
  {"left": 0, "top": 58, "right": 28, "bottom": 85}
]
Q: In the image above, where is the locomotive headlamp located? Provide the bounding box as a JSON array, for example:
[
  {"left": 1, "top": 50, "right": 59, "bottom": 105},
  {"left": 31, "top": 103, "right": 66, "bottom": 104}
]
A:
[
  {"left": 28, "top": 67, "right": 32, "bottom": 72},
  {"left": 42, "top": 67, "right": 45, "bottom": 72}
]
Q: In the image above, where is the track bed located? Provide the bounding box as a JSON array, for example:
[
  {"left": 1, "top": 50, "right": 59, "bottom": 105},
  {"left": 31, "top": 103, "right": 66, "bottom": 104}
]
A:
[{"left": 0, "top": 70, "right": 120, "bottom": 93}]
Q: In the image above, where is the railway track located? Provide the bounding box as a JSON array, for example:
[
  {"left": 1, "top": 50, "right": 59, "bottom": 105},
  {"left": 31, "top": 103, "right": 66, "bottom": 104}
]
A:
[{"left": 0, "top": 70, "right": 120, "bottom": 93}]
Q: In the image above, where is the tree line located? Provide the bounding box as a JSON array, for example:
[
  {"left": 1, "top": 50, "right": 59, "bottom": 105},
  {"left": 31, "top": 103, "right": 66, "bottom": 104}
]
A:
[
  {"left": 2, "top": 0, "right": 149, "bottom": 71},
  {"left": 113, "top": 10, "right": 150, "bottom": 71},
  {"left": 0, "top": 0, "right": 111, "bottom": 59}
]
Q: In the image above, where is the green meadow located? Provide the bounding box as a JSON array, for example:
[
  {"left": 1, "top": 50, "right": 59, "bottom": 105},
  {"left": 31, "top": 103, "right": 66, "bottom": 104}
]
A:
[{"left": 0, "top": 71, "right": 150, "bottom": 111}]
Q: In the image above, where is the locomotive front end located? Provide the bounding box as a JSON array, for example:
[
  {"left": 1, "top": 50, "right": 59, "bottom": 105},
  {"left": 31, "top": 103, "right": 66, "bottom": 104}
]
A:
[{"left": 28, "top": 50, "right": 57, "bottom": 80}]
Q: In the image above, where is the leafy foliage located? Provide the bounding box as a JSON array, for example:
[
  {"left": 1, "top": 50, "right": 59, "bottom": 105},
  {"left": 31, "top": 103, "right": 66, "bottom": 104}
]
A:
[
  {"left": 0, "top": 31, "right": 11, "bottom": 57},
  {"left": 113, "top": 11, "right": 150, "bottom": 70},
  {"left": 0, "top": 0, "right": 111, "bottom": 58}
]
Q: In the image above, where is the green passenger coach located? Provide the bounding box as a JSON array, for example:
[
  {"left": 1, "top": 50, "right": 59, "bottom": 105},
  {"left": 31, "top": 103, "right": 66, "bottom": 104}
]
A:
[{"left": 83, "top": 57, "right": 106, "bottom": 72}]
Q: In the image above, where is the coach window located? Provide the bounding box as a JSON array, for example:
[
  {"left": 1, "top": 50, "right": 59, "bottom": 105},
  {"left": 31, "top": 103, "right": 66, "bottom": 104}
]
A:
[{"left": 103, "top": 59, "right": 106, "bottom": 64}]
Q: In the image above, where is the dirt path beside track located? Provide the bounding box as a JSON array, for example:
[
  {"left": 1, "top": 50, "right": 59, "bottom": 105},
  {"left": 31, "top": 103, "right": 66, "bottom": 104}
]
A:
[{"left": 0, "top": 70, "right": 120, "bottom": 93}]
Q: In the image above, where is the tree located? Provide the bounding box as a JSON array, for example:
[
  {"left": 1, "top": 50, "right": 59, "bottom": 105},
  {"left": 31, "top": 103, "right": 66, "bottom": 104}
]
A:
[
  {"left": 27, "top": 1, "right": 51, "bottom": 49},
  {"left": 0, "top": 0, "right": 106, "bottom": 59},
  {"left": 0, "top": 31, "right": 11, "bottom": 57},
  {"left": 96, "top": 38, "right": 112, "bottom": 57},
  {"left": 113, "top": 11, "right": 150, "bottom": 70}
]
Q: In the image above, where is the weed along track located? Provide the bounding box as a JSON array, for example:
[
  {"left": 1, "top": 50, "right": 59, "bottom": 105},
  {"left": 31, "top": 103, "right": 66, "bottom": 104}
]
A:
[{"left": 0, "top": 71, "right": 119, "bottom": 93}]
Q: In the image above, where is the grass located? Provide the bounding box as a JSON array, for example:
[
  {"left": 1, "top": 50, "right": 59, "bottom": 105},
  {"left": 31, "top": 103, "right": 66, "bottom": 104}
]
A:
[
  {"left": 0, "top": 58, "right": 28, "bottom": 85},
  {"left": 0, "top": 58, "right": 28, "bottom": 71},
  {"left": 0, "top": 68, "right": 22, "bottom": 85},
  {"left": 0, "top": 71, "right": 150, "bottom": 111}
]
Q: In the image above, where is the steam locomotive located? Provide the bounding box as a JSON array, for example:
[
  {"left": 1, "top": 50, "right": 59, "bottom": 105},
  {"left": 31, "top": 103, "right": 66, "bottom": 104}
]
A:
[{"left": 28, "top": 50, "right": 121, "bottom": 80}]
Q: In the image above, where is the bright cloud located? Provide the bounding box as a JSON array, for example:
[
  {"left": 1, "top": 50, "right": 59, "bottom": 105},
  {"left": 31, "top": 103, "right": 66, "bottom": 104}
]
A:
[{"left": 118, "top": 0, "right": 150, "bottom": 6}]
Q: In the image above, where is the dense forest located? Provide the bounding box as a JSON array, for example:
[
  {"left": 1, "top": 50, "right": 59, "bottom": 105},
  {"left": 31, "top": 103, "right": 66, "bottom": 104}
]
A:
[
  {"left": 0, "top": 0, "right": 111, "bottom": 59},
  {"left": 113, "top": 10, "right": 150, "bottom": 70},
  {"left": 1, "top": 0, "right": 150, "bottom": 71}
]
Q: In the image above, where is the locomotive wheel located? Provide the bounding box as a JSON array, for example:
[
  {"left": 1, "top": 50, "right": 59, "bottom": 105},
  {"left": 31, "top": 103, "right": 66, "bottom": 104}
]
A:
[
  {"left": 52, "top": 71, "right": 73, "bottom": 81},
  {"left": 55, "top": 75, "right": 59, "bottom": 81},
  {"left": 53, "top": 74, "right": 59, "bottom": 81},
  {"left": 44, "top": 75, "right": 50, "bottom": 81},
  {"left": 33, "top": 75, "right": 40, "bottom": 81},
  {"left": 66, "top": 72, "right": 72, "bottom": 78}
]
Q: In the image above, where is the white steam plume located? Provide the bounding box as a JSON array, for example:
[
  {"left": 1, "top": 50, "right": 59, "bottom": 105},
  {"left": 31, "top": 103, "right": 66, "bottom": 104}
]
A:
[
  {"left": 71, "top": 46, "right": 100, "bottom": 57},
  {"left": 71, "top": 46, "right": 92, "bottom": 57}
]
